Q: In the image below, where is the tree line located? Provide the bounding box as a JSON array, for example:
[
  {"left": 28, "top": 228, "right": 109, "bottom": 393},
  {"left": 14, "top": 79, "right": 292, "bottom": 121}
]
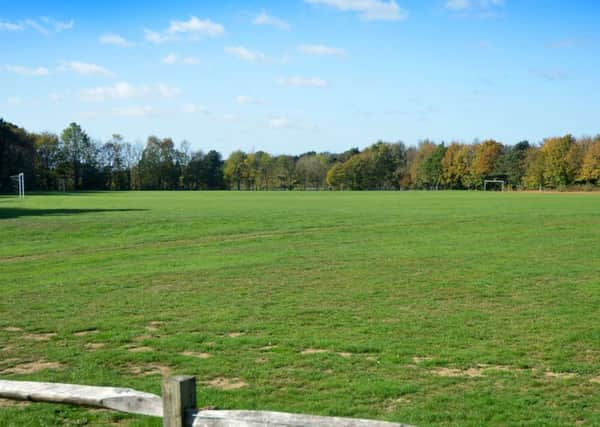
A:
[{"left": 1, "top": 118, "right": 599, "bottom": 193}]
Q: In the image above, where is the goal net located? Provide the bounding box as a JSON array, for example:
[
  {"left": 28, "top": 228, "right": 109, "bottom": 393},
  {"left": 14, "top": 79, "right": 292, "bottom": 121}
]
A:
[
  {"left": 483, "top": 179, "right": 505, "bottom": 192},
  {"left": 9, "top": 173, "right": 24, "bottom": 199}
]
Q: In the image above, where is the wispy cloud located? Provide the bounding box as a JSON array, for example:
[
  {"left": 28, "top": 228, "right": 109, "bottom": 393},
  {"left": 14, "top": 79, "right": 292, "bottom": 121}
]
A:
[
  {"left": 2, "top": 17, "right": 75, "bottom": 35},
  {"left": 268, "top": 116, "right": 294, "bottom": 129},
  {"left": 225, "top": 46, "right": 267, "bottom": 63},
  {"left": 60, "top": 61, "right": 115, "bottom": 78},
  {"left": 236, "top": 95, "right": 254, "bottom": 105},
  {"left": 445, "top": 0, "right": 469, "bottom": 10},
  {"left": 299, "top": 44, "right": 345, "bottom": 56},
  {"left": 445, "top": 0, "right": 506, "bottom": 16},
  {"left": 278, "top": 76, "right": 328, "bottom": 88},
  {"left": 182, "top": 103, "right": 209, "bottom": 114},
  {"left": 3, "top": 64, "right": 50, "bottom": 76},
  {"left": 81, "top": 82, "right": 181, "bottom": 102},
  {"left": 99, "top": 33, "right": 133, "bottom": 47},
  {"left": 156, "top": 84, "right": 181, "bottom": 97},
  {"left": 0, "top": 20, "right": 25, "bottom": 31},
  {"left": 532, "top": 69, "right": 569, "bottom": 81},
  {"left": 146, "top": 16, "right": 225, "bottom": 44},
  {"left": 305, "top": 0, "right": 407, "bottom": 21},
  {"left": 162, "top": 53, "right": 200, "bottom": 65},
  {"left": 253, "top": 11, "right": 290, "bottom": 30}
]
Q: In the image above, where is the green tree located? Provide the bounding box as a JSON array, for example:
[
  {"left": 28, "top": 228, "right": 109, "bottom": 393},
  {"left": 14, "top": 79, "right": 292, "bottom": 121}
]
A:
[
  {"left": 541, "top": 135, "right": 575, "bottom": 188},
  {"left": 59, "top": 122, "right": 96, "bottom": 190},
  {"left": 579, "top": 138, "right": 600, "bottom": 184},
  {"left": 224, "top": 150, "right": 247, "bottom": 190},
  {"left": 522, "top": 146, "right": 545, "bottom": 190}
]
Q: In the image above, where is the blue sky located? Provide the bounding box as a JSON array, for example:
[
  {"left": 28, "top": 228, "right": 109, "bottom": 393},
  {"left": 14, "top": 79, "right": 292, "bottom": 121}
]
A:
[{"left": 1, "top": 0, "right": 599, "bottom": 155}]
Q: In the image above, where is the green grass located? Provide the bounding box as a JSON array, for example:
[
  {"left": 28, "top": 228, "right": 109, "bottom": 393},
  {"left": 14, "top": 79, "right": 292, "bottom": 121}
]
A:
[{"left": 1, "top": 191, "right": 600, "bottom": 426}]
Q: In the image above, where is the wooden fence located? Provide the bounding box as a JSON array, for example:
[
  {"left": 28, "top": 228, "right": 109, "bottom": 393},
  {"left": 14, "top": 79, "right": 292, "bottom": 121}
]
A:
[{"left": 0, "top": 376, "right": 413, "bottom": 427}]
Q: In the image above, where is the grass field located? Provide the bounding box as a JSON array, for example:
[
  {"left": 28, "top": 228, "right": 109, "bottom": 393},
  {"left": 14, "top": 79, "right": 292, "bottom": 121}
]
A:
[{"left": 1, "top": 191, "right": 600, "bottom": 426}]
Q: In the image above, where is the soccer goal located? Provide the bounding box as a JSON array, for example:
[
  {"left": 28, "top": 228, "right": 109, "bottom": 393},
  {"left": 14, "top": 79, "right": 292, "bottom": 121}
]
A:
[
  {"left": 483, "top": 179, "right": 505, "bottom": 192},
  {"left": 9, "top": 173, "right": 25, "bottom": 199}
]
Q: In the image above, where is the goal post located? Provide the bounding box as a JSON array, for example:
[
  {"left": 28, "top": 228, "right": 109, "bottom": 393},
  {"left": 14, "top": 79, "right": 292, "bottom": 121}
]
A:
[
  {"left": 483, "top": 179, "right": 505, "bottom": 192},
  {"left": 9, "top": 173, "right": 24, "bottom": 199}
]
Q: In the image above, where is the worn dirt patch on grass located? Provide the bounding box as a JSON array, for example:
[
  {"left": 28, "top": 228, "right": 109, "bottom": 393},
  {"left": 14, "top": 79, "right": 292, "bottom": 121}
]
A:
[
  {"left": 146, "top": 321, "right": 165, "bottom": 332},
  {"left": 127, "top": 364, "right": 171, "bottom": 377},
  {"left": 1, "top": 360, "right": 63, "bottom": 374},
  {"left": 413, "top": 356, "right": 434, "bottom": 364},
  {"left": 85, "top": 343, "right": 106, "bottom": 350},
  {"left": 301, "top": 348, "right": 353, "bottom": 357},
  {"left": 431, "top": 364, "right": 526, "bottom": 378},
  {"left": 545, "top": 371, "right": 578, "bottom": 379},
  {"left": 182, "top": 351, "right": 212, "bottom": 359},
  {"left": 3, "top": 327, "right": 23, "bottom": 332},
  {"left": 128, "top": 346, "right": 154, "bottom": 353},
  {"left": 432, "top": 367, "right": 484, "bottom": 378},
  {"left": 227, "top": 332, "right": 245, "bottom": 338},
  {"left": 260, "top": 345, "right": 278, "bottom": 351},
  {"left": 23, "top": 333, "right": 57, "bottom": 341},
  {"left": 205, "top": 377, "right": 248, "bottom": 390},
  {"left": 590, "top": 377, "right": 600, "bottom": 384}
]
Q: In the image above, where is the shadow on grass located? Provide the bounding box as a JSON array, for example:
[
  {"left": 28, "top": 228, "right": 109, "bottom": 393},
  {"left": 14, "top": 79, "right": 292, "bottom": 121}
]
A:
[{"left": 0, "top": 208, "right": 147, "bottom": 220}]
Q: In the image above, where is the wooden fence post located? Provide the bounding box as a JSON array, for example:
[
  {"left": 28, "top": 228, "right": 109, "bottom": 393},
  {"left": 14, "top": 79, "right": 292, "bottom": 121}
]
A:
[{"left": 162, "top": 376, "right": 197, "bottom": 427}]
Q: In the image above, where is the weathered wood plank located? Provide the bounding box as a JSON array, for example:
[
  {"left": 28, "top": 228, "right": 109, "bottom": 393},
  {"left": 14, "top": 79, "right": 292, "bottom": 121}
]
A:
[
  {"left": 163, "top": 376, "right": 197, "bottom": 427},
  {"left": 190, "top": 410, "right": 413, "bottom": 427},
  {"left": 0, "top": 380, "right": 163, "bottom": 417}
]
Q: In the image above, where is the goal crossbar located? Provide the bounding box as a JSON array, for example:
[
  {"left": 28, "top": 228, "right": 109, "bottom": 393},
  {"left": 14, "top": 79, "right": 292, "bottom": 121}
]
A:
[{"left": 483, "top": 179, "right": 505, "bottom": 191}]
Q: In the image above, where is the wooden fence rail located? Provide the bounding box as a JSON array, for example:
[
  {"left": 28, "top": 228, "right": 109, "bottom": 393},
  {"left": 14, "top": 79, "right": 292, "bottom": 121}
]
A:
[{"left": 0, "top": 376, "right": 413, "bottom": 427}]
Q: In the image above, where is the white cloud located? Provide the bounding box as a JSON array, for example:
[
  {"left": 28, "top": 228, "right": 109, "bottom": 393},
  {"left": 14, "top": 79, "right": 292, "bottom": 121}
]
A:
[
  {"left": 4, "top": 64, "right": 50, "bottom": 76},
  {"left": 167, "top": 16, "right": 225, "bottom": 37},
  {"left": 163, "top": 53, "right": 178, "bottom": 64},
  {"left": 299, "top": 44, "right": 345, "bottom": 56},
  {"left": 445, "top": 0, "right": 506, "bottom": 14},
  {"left": 156, "top": 84, "right": 181, "bottom": 98},
  {"left": 162, "top": 53, "right": 200, "bottom": 65},
  {"left": 182, "top": 103, "right": 209, "bottom": 114},
  {"left": 0, "top": 20, "right": 25, "bottom": 31},
  {"left": 145, "top": 29, "right": 171, "bottom": 44},
  {"left": 60, "top": 61, "right": 115, "bottom": 77},
  {"left": 41, "top": 17, "right": 74, "bottom": 32},
  {"left": 253, "top": 11, "right": 290, "bottom": 30},
  {"left": 225, "top": 46, "right": 267, "bottom": 63},
  {"left": 81, "top": 82, "right": 150, "bottom": 102},
  {"left": 113, "top": 105, "right": 155, "bottom": 117},
  {"left": 268, "top": 117, "right": 293, "bottom": 129},
  {"left": 278, "top": 76, "right": 328, "bottom": 88},
  {"left": 0, "top": 17, "right": 73, "bottom": 34},
  {"left": 445, "top": 0, "right": 470, "bottom": 10},
  {"left": 100, "top": 33, "right": 132, "bottom": 47},
  {"left": 145, "top": 16, "right": 224, "bottom": 44},
  {"left": 236, "top": 95, "right": 253, "bottom": 105},
  {"left": 81, "top": 82, "right": 181, "bottom": 102},
  {"left": 305, "top": 0, "right": 407, "bottom": 21}
]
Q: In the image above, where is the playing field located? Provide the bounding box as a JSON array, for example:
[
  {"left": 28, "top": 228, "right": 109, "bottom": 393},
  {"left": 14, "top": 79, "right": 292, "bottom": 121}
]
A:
[{"left": 1, "top": 191, "right": 599, "bottom": 426}]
